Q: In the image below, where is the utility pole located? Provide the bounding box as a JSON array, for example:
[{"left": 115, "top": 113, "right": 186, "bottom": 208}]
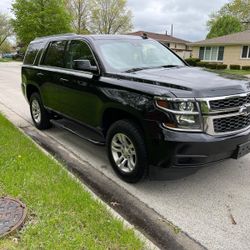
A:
[{"left": 171, "top": 24, "right": 174, "bottom": 36}]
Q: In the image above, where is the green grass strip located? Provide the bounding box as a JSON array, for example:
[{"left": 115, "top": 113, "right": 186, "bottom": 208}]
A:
[
  {"left": 0, "top": 114, "right": 144, "bottom": 250},
  {"left": 0, "top": 58, "right": 13, "bottom": 62},
  {"left": 218, "top": 69, "right": 250, "bottom": 76}
]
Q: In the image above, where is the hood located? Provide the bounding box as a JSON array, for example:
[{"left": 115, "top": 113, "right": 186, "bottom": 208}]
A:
[{"left": 116, "top": 66, "right": 250, "bottom": 98}]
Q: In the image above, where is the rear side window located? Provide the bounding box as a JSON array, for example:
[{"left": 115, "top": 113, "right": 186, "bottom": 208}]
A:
[
  {"left": 24, "top": 42, "right": 42, "bottom": 65},
  {"left": 42, "top": 40, "right": 67, "bottom": 67}
]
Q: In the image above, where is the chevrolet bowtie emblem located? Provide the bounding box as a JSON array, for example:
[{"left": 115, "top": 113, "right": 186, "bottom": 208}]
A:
[{"left": 239, "top": 105, "right": 250, "bottom": 116}]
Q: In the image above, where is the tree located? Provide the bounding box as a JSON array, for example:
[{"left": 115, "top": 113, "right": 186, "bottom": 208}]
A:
[
  {"left": 208, "top": 0, "right": 250, "bottom": 31},
  {"left": 89, "top": 0, "right": 133, "bottom": 34},
  {"left": 0, "top": 40, "right": 12, "bottom": 53},
  {"left": 68, "top": 0, "right": 89, "bottom": 34},
  {"left": 0, "top": 13, "right": 12, "bottom": 48},
  {"left": 206, "top": 15, "right": 243, "bottom": 39},
  {"left": 11, "top": 0, "right": 72, "bottom": 45}
]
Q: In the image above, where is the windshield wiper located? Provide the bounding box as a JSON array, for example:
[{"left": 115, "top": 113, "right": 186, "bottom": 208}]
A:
[{"left": 124, "top": 65, "right": 182, "bottom": 73}]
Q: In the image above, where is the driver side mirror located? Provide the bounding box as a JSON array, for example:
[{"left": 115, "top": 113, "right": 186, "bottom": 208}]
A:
[{"left": 73, "top": 59, "right": 98, "bottom": 73}]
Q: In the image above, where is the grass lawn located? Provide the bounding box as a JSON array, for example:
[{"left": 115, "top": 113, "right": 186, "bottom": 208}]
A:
[
  {"left": 0, "top": 58, "right": 13, "bottom": 62},
  {"left": 0, "top": 114, "right": 144, "bottom": 249},
  {"left": 213, "top": 69, "right": 250, "bottom": 76}
]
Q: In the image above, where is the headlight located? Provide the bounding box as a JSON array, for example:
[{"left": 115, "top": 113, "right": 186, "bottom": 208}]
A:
[
  {"left": 155, "top": 97, "right": 202, "bottom": 131},
  {"left": 179, "top": 101, "right": 194, "bottom": 112}
]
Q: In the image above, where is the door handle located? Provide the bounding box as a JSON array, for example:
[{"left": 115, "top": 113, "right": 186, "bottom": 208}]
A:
[
  {"left": 37, "top": 72, "right": 44, "bottom": 77},
  {"left": 77, "top": 80, "right": 88, "bottom": 87},
  {"left": 59, "top": 78, "right": 69, "bottom": 83}
]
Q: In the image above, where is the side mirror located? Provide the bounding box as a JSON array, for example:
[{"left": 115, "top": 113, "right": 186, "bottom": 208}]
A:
[{"left": 73, "top": 59, "right": 98, "bottom": 73}]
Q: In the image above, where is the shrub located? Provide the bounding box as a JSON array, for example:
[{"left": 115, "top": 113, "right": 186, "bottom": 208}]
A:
[
  {"left": 242, "top": 66, "right": 250, "bottom": 71},
  {"left": 185, "top": 58, "right": 200, "bottom": 66},
  {"left": 205, "top": 64, "right": 217, "bottom": 69},
  {"left": 230, "top": 64, "right": 241, "bottom": 70},
  {"left": 216, "top": 64, "right": 227, "bottom": 70},
  {"left": 197, "top": 62, "right": 208, "bottom": 68}
]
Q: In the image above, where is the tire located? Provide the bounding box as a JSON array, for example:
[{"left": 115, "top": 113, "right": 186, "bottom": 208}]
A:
[
  {"left": 106, "top": 120, "right": 148, "bottom": 183},
  {"left": 30, "top": 92, "right": 51, "bottom": 130}
]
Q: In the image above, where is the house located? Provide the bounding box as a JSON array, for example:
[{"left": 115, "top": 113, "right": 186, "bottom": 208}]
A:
[
  {"left": 190, "top": 30, "right": 250, "bottom": 68},
  {"left": 127, "top": 31, "right": 192, "bottom": 59}
]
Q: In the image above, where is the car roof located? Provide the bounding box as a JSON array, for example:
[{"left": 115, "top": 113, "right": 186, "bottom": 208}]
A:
[{"left": 31, "top": 33, "right": 152, "bottom": 44}]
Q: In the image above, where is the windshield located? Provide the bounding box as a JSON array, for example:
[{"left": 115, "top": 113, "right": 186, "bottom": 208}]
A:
[{"left": 95, "top": 39, "right": 185, "bottom": 73}]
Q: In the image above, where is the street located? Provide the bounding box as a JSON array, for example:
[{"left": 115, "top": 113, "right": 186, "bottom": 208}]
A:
[{"left": 1, "top": 62, "right": 250, "bottom": 250}]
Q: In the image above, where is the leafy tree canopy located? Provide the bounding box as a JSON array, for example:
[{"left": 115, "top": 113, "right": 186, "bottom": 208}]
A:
[
  {"left": 12, "top": 0, "right": 72, "bottom": 45},
  {"left": 208, "top": 0, "right": 250, "bottom": 31},
  {"left": 0, "top": 40, "right": 12, "bottom": 53},
  {"left": 0, "top": 12, "right": 13, "bottom": 48},
  {"left": 67, "top": 0, "right": 90, "bottom": 34},
  {"left": 206, "top": 15, "right": 243, "bottom": 39},
  {"left": 89, "top": 0, "right": 133, "bottom": 34}
]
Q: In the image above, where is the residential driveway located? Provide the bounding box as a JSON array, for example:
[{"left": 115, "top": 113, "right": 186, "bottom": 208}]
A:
[{"left": 1, "top": 62, "right": 250, "bottom": 250}]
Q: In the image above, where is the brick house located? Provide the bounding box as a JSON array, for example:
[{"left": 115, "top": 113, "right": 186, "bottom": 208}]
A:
[{"left": 190, "top": 30, "right": 250, "bottom": 68}]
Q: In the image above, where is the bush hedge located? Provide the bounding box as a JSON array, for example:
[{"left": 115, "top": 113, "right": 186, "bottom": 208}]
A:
[
  {"left": 185, "top": 58, "right": 200, "bottom": 66},
  {"left": 242, "top": 66, "right": 250, "bottom": 71},
  {"left": 197, "top": 61, "right": 208, "bottom": 67},
  {"left": 230, "top": 65, "right": 241, "bottom": 70},
  {"left": 196, "top": 62, "right": 227, "bottom": 70},
  {"left": 207, "top": 64, "right": 218, "bottom": 69},
  {"left": 216, "top": 64, "right": 227, "bottom": 70}
]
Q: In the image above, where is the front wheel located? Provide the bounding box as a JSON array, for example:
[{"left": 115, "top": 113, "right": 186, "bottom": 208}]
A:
[
  {"left": 30, "top": 93, "right": 51, "bottom": 130},
  {"left": 106, "top": 120, "right": 148, "bottom": 183}
]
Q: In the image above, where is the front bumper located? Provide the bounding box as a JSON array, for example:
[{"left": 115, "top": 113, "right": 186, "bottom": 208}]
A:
[{"left": 157, "top": 127, "right": 250, "bottom": 167}]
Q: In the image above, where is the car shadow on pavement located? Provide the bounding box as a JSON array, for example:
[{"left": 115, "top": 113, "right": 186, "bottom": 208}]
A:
[{"left": 148, "top": 166, "right": 199, "bottom": 181}]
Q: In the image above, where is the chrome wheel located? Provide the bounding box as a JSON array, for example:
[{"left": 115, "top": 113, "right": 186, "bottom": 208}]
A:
[
  {"left": 111, "top": 133, "right": 137, "bottom": 173},
  {"left": 31, "top": 99, "right": 41, "bottom": 124}
]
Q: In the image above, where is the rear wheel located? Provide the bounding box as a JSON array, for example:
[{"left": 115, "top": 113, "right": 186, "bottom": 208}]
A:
[
  {"left": 30, "top": 93, "right": 51, "bottom": 130},
  {"left": 107, "top": 120, "right": 148, "bottom": 183}
]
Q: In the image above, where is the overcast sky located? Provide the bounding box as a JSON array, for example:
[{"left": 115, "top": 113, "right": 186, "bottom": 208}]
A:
[{"left": 0, "top": 0, "right": 229, "bottom": 41}]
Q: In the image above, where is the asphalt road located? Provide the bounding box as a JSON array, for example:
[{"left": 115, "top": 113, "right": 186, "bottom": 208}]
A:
[{"left": 1, "top": 62, "right": 250, "bottom": 250}]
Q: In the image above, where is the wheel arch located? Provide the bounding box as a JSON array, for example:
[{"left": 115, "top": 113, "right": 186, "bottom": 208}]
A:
[
  {"left": 101, "top": 107, "right": 146, "bottom": 138},
  {"left": 26, "top": 84, "right": 41, "bottom": 103}
]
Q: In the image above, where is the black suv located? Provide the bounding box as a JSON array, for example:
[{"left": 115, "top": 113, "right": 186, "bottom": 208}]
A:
[{"left": 22, "top": 33, "right": 250, "bottom": 182}]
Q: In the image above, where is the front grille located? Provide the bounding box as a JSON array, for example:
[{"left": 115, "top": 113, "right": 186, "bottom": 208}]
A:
[
  {"left": 213, "top": 114, "right": 250, "bottom": 133},
  {"left": 210, "top": 94, "right": 250, "bottom": 110}
]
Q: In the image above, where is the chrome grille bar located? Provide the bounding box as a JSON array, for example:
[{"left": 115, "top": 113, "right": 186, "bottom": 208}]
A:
[{"left": 197, "top": 92, "right": 250, "bottom": 136}]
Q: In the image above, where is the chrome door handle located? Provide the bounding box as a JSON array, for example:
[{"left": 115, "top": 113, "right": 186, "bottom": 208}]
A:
[
  {"left": 59, "top": 78, "right": 69, "bottom": 83},
  {"left": 37, "top": 72, "right": 44, "bottom": 77}
]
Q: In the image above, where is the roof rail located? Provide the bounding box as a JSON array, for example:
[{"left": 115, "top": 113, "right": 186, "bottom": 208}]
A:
[{"left": 34, "top": 33, "right": 77, "bottom": 41}]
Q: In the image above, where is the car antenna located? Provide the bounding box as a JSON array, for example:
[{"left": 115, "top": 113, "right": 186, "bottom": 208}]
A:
[{"left": 142, "top": 33, "right": 148, "bottom": 39}]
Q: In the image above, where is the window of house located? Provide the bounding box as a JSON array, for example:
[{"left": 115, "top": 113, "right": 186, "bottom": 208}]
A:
[
  {"left": 65, "top": 40, "right": 96, "bottom": 70},
  {"left": 241, "top": 46, "right": 250, "bottom": 59},
  {"left": 218, "top": 47, "right": 224, "bottom": 61},
  {"left": 42, "top": 40, "right": 67, "bottom": 67},
  {"left": 199, "top": 47, "right": 205, "bottom": 59},
  {"left": 199, "top": 46, "right": 224, "bottom": 61}
]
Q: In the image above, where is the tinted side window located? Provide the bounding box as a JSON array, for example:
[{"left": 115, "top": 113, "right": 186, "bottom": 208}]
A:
[
  {"left": 24, "top": 42, "right": 42, "bottom": 65},
  {"left": 65, "top": 40, "right": 96, "bottom": 69},
  {"left": 42, "top": 40, "right": 67, "bottom": 67}
]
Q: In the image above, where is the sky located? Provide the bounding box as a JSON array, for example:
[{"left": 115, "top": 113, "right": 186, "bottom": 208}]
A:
[{"left": 0, "top": 0, "right": 229, "bottom": 42}]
